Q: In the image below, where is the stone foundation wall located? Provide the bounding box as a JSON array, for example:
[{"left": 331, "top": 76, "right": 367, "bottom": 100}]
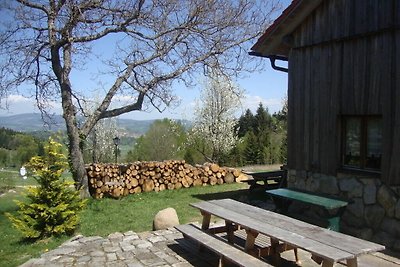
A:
[{"left": 287, "top": 169, "right": 400, "bottom": 252}]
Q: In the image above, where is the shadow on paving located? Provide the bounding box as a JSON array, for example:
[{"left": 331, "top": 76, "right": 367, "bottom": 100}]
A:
[{"left": 170, "top": 236, "right": 300, "bottom": 267}]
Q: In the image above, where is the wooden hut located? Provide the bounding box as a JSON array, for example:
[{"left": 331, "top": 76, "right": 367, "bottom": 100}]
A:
[{"left": 251, "top": 0, "right": 400, "bottom": 251}]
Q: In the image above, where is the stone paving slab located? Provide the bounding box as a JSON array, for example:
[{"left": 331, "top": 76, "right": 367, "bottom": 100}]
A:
[
  {"left": 20, "top": 228, "right": 199, "bottom": 267},
  {"left": 20, "top": 226, "right": 400, "bottom": 267}
]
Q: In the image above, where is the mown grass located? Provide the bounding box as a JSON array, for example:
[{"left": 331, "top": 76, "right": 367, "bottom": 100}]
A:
[
  {"left": 0, "top": 188, "right": 70, "bottom": 267},
  {"left": 0, "top": 168, "right": 38, "bottom": 194},
  {"left": 1, "top": 182, "right": 251, "bottom": 267}
]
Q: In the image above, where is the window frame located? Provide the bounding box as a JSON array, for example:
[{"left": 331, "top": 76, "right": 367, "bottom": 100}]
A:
[{"left": 341, "top": 115, "right": 382, "bottom": 172}]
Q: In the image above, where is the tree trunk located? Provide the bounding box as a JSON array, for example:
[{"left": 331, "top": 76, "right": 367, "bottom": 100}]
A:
[{"left": 66, "top": 119, "right": 90, "bottom": 198}]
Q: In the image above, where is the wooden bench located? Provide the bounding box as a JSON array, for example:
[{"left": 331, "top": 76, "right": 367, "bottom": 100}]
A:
[
  {"left": 266, "top": 188, "right": 349, "bottom": 231},
  {"left": 175, "top": 223, "right": 272, "bottom": 267},
  {"left": 241, "top": 170, "right": 286, "bottom": 191}
]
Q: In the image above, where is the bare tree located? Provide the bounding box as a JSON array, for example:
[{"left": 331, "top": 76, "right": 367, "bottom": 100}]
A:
[{"left": 0, "top": 0, "right": 280, "bottom": 197}]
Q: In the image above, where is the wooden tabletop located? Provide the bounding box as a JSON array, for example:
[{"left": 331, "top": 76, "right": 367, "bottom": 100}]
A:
[{"left": 190, "top": 198, "right": 385, "bottom": 266}]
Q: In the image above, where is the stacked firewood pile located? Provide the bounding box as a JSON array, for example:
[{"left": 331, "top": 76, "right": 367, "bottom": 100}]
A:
[{"left": 86, "top": 160, "right": 243, "bottom": 199}]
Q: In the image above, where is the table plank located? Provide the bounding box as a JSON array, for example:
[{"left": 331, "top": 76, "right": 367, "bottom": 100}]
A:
[
  {"left": 213, "top": 199, "right": 385, "bottom": 256},
  {"left": 191, "top": 201, "right": 354, "bottom": 262},
  {"left": 266, "top": 188, "right": 348, "bottom": 209}
]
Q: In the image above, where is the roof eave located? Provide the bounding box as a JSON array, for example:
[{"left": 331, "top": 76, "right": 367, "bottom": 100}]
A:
[{"left": 251, "top": 0, "right": 323, "bottom": 57}]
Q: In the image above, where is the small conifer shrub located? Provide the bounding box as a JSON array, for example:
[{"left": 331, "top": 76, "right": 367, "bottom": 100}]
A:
[{"left": 7, "top": 138, "right": 86, "bottom": 239}]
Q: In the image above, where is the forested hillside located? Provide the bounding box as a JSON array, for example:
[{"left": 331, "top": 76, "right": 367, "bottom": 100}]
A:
[{"left": 0, "top": 128, "right": 44, "bottom": 167}]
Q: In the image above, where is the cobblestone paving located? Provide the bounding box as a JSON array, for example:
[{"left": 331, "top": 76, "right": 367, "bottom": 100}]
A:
[{"left": 20, "top": 228, "right": 208, "bottom": 267}]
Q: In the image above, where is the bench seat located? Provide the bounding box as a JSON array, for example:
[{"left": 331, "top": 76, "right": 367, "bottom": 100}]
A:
[
  {"left": 266, "top": 188, "right": 349, "bottom": 231},
  {"left": 175, "top": 223, "right": 272, "bottom": 267}
]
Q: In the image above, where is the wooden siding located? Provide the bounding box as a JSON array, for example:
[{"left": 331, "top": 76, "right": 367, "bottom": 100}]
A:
[
  {"left": 293, "top": 0, "right": 398, "bottom": 48},
  {"left": 287, "top": 0, "right": 400, "bottom": 185}
]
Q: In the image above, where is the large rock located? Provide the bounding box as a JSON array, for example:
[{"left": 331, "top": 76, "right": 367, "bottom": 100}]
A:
[{"left": 153, "top": 207, "right": 180, "bottom": 231}]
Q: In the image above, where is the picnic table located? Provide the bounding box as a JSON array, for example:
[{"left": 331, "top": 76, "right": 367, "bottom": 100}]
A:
[
  {"left": 266, "top": 188, "right": 349, "bottom": 231},
  {"left": 176, "top": 198, "right": 385, "bottom": 267},
  {"left": 241, "top": 170, "right": 287, "bottom": 190}
]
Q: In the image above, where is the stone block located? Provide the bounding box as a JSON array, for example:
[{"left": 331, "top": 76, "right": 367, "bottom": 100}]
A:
[
  {"left": 108, "top": 232, "right": 124, "bottom": 241},
  {"left": 340, "top": 223, "right": 371, "bottom": 239},
  {"left": 395, "top": 200, "right": 400, "bottom": 220},
  {"left": 305, "top": 177, "right": 320, "bottom": 192},
  {"left": 319, "top": 175, "right": 339, "bottom": 195},
  {"left": 363, "top": 183, "right": 377, "bottom": 205},
  {"left": 364, "top": 204, "right": 385, "bottom": 229},
  {"left": 380, "top": 218, "right": 400, "bottom": 236},
  {"left": 295, "top": 179, "right": 306, "bottom": 190},
  {"left": 393, "top": 240, "right": 400, "bottom": 252},
  {"left": 339, "top": 178, "right": 362, "bottom": 197},
  {"left": 377, "top": 185, "right": 397, "bottom": 217},
  {"left": 358, "top": 228, "right": 373, "bottom": 240},
  {"left": 342, "top": 210, "right": 365, "bottom": 228},
  {"left": 372, "top": 231, "right": 395, "bottom": 248},
  {"left": 346, "top": 198, "right": 364, "bottom": 219}
]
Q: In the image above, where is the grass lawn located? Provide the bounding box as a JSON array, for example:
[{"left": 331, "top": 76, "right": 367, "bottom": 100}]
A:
[
  {"left": 0, "top": 188, "right": 70, "bottom": 267},
  {"left": 0, "top": 168, "right": 38, "bottom": 193},
  {"left": 1, "top": 181, "right": 253, "bottom": 267}
]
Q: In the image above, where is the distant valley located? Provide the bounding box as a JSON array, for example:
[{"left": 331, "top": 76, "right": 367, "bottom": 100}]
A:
[{"left": 0, "top": 113, "right": 171, "bottom": 137}]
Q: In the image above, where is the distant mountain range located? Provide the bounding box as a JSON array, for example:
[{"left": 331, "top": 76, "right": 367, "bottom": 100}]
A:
[{"left": 0, "top": 113, "right": 187, "bottom": 137}]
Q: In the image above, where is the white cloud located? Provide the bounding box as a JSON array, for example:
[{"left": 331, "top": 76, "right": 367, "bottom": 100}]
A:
[
  {"left": 0, "top": 94, "right": 62, "bottom": 116},
  {"left": 240, "top": 94, "right": 283, "bottom": 115}
]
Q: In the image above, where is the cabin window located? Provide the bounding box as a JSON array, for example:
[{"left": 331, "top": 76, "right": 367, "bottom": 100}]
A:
[{"left": 342, "top": 116, "right": 382, "bottom": 171}]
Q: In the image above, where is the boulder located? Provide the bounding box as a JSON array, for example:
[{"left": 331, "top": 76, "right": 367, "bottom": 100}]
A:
[{"left": 153, "top": 207, "right": 180, "bottom": 230}]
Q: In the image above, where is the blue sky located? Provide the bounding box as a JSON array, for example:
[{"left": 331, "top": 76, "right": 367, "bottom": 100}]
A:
[{"left": 0, "top": 0, "right": 290, "bottom": 121}]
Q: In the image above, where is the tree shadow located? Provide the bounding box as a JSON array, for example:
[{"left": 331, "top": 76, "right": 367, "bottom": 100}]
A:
[{"left": 191, "top": 188, "right": 271, "bottom": 203}]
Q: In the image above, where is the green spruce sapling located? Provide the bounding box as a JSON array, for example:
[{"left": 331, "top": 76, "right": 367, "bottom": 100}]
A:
[{"left": 7, "top": 138, "right": 86, "bottom": 239}]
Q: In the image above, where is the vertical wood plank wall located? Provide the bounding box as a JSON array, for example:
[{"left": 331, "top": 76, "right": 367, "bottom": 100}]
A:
[{"left": 287, "top": 0, "right": 400, "bottom": 185}]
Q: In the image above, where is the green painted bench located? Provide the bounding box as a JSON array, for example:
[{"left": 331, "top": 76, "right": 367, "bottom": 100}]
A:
[{"left": 266, "top": 188, "right": 349, "bottom": 231}]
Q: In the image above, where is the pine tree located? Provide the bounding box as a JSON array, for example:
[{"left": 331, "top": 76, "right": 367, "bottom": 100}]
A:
[
  {"left": 7, "top": 138, "right": 86, "bottom": 239},
  {"left": 244, "top": 131, "right": 262, "bottom": 164},
  {"left": 237, "top": 109, "right": 255, "bottom": 137}
]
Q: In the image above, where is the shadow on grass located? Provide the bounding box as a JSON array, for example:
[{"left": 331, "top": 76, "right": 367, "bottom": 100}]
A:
[{"left": 192, "top": 189, "right": 248, "bottom": 201}]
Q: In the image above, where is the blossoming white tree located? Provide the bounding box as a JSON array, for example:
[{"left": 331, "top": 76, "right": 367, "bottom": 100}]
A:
[{"left": 190, "top": 74, "right": 242, "bottom": 163}]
